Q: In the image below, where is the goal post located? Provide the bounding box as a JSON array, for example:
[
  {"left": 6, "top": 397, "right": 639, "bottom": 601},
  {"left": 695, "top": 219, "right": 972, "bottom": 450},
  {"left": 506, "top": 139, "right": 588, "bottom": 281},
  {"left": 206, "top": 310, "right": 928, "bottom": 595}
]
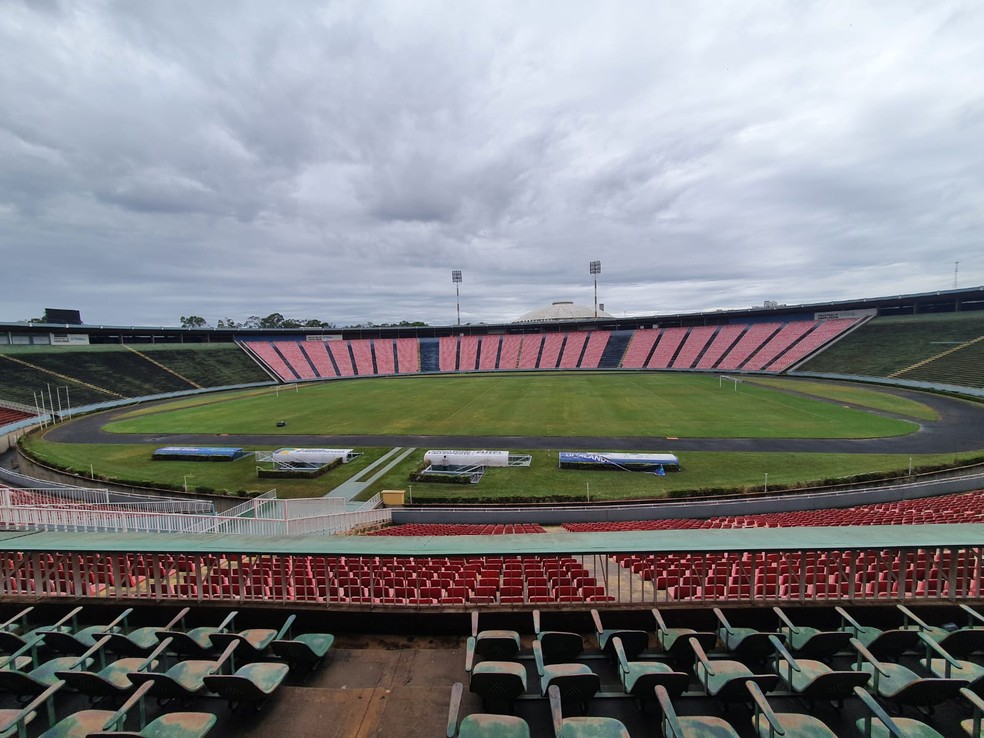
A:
[{"left": 719, "top": 375, "right": 742, "bottom": 391}]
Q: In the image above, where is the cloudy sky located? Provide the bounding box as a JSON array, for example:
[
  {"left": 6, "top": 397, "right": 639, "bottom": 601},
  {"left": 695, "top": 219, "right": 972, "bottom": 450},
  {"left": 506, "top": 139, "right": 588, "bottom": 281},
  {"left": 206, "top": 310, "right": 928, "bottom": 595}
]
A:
[{"left": 1, "top": 1, "right": 982, "bottom": 328}]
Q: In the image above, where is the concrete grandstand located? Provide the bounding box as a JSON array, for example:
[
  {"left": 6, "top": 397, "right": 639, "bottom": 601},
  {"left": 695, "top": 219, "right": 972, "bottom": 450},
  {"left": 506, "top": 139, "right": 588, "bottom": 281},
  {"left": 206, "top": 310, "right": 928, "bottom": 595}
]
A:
[{"left": 2, "top": 286, "right": 984, "bottom": 737}]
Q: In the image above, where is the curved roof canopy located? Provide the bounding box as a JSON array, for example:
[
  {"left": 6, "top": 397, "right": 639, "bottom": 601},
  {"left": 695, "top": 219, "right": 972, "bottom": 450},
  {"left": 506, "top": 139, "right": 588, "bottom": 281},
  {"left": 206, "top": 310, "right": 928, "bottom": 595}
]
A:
[{"left": 514, "top": 301, "right": 613, "bottom": 323}]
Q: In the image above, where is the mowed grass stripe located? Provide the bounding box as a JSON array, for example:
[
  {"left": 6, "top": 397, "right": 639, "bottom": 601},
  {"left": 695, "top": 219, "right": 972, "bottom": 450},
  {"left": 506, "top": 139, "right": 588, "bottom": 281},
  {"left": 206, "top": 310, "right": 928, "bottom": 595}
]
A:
[{"left": 105, "top": 372, "right": 918, "bottom": 439}]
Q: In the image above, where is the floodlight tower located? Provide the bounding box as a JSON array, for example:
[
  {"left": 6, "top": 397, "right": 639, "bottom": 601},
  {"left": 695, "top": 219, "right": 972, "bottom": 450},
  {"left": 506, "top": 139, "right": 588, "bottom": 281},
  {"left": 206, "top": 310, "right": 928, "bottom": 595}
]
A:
[
  {"left": 589, "top": 260, "right": 601, "bottom": 318},
  {"left": 451, "top": 270, "right": 462, "bottom": 326}
]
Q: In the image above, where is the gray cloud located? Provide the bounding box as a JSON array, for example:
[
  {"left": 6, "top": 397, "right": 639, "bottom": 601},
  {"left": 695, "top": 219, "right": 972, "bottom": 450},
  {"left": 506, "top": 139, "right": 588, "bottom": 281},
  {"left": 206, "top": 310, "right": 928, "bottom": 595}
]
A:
[{"left": 1, "top": 0, "right": 982, "bottom": 327}]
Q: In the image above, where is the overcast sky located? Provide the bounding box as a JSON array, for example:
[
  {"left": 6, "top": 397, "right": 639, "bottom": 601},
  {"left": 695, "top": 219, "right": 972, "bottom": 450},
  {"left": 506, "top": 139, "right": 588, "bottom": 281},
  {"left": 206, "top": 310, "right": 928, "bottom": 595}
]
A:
[{"left": 1, "top": 1, "right": 982, "bottom": 328}]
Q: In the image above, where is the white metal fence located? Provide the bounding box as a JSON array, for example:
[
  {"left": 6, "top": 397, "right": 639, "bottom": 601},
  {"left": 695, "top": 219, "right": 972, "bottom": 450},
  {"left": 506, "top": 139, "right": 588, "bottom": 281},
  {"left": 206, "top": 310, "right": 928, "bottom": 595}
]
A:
[{"left": 0, "top": 499, "right": 389, "bottom": 536}]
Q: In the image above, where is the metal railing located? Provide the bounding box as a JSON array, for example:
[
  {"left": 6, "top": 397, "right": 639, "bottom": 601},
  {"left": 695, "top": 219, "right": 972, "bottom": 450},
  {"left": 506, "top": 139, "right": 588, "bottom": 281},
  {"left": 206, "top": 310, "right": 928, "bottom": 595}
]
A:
[
  {"left": 0, "top": 501, "right": 389, "bottom": 537},
  {"left": 0, "top": 542, "right": 977, "bottom": 608}
]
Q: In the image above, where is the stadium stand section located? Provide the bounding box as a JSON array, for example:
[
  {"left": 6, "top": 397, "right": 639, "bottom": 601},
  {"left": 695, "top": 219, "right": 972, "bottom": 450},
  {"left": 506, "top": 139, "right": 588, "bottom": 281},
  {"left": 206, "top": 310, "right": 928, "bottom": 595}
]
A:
[
  {"left": 798, "top": 312, "right": 984, "bottom": 385},
  {"left": 300, "top": 340, "right": 338, "bottom": 377},
  {"left": 395, "top": 337, "right": 420, "bottom": 373},
  {"left": 459, "top": 335, "right": 480, "bottom": 372},
  {"left": 350, "top": 338, "right": 374, "bottom": 376},
  {"left": 695, "top": 324, "right": 744, "bottom": 369},
  {"left": 439, "top": 336, "right": 457, "bottom": 372},
  {"left": 373, "top": 337, "right": 396, "bottom": 375},
  {"left": 619, "top": 329, "right": 658, "bottom": 369},
  {"left": 276, "top": 341, "right": 317, "bottom": 380},
  {"left": 242, "top": 341, "right": 298, "bottom": 381},
  {"left": 517, "top": 335, "right": 544, "bottom": 370},
  {"left": 740, "top": 320, "right": 814, "bottom": 371},
  {"left": 770, "top": 317, "right": 858, "bottom": 372},
  {"left": 716, "top": 323, "right": 780, "bottom": 370},
  {"left": 326, "top": 340, "right": 355, "bottom": 376},
  {"left": 647, "top": 327, "right": 687, "bottom": 369},
  {"left": 556, "top": 331, "right": 586, "bottom": 369},
  {"left": 497, "top": 333, "right": 522, "bottom": 370},
  {"left": 538, "top": 333, "right": 564, "bottom": 369},
  {"left": 670, "top": 325, "right": 715, "bottom": 369},
  {"left": 0, "top": 407, "right": 32, "bottom": 425},
  {"left": 478, "top": 335, "right": 500, "bottom": 370},
  {"left": 561, "top": 489, "right": 984, "bottom": 533},
  {"left": 577, "top": 329, "right": 608, "bottom": 369}
]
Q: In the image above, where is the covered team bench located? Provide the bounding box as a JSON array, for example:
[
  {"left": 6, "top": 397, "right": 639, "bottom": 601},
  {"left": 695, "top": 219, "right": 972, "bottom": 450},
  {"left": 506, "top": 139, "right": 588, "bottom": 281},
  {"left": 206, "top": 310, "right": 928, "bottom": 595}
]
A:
[
  {"left": 152, "top": 447, "right": 250, "bottom": 462},
  {"left": 558, "top": 451, "right": 680, "bottom": 473}
]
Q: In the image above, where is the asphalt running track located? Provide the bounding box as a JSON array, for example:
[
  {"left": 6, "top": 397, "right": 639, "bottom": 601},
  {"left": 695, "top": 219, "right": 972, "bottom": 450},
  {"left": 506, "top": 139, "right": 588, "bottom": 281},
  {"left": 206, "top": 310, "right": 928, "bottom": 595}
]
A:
[{"left": 44, "top": 382, "right": 984, "bottom": 455}]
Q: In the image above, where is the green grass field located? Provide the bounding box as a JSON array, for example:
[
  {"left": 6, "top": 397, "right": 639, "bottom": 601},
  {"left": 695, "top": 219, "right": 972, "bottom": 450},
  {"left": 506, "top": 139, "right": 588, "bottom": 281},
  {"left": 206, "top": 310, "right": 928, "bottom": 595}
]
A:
[
  {"left": 19, "top": 372, "right": 958, "bottom": 502},
  {"left": 105, "top": 373, "right": 919, "bottom": 439}
]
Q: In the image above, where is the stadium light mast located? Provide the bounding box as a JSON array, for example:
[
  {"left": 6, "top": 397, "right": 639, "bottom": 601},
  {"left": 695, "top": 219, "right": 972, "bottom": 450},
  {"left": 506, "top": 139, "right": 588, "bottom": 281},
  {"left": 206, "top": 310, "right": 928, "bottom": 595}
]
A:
[
  {"left": 451, "top": 270, "right": 463, "bottom": 326},
  {"left": 589, "top": 260, "right": 601, "bottom": 318}
]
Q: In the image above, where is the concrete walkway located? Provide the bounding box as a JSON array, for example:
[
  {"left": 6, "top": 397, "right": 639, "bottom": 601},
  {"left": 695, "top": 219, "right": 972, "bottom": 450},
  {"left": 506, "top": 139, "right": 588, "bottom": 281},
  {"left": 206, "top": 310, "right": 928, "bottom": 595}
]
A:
[{"left": 327, "top": 447, "right": 417, "bottom": 506}]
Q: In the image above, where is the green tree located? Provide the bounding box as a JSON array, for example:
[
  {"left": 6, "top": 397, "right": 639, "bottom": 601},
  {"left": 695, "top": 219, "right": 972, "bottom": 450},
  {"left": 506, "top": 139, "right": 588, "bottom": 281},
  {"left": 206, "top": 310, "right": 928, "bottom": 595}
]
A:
[
  {"left": 180, "top": 315, "right": 208, "bottom": 328},
  {"left": 258, "top": 313, "right": 286, "bottom": 328}
]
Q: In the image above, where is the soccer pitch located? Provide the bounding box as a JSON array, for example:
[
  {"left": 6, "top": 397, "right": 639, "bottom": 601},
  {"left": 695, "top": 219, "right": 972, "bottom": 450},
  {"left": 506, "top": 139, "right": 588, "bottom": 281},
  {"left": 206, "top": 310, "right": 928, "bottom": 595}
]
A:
[{"left": 105, "top": 372, "right": 921, "bottom": 439}]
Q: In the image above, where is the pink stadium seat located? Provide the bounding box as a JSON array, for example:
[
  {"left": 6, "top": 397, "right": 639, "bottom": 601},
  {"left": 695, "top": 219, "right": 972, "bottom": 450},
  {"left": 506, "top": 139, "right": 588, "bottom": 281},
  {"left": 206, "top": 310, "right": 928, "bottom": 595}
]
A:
[
  {"left": 620, "top": 329, "right": 659, "bottom": 369},
  {"left": 517, "top": 334, "right": 544, "bottom": 369},
  {"left": 647, "top": 327, "right": 687, "bottom": 368},
  {"left": 670, "top": 326, "right": 716, "bottom": 369},
  {"left": 557, "top": 332, "right": 588, "bottom": 368},
  {"left": 695, "top": 325, "right": 745, "bottom": 369},
  {"left": 459, "top": 336, "right": 480, "bottom": 371},
  {"left": 538, "top": 333, "right": 565, "bottom": 369},
  {"left": 439, "top": 336, "right": 458, "bottom": 372},
  {"left": 716, "top": 322, "right": 782, "bottom": 370},
  {"left": 477, "top": 335, "right": 500, "bottom": 370},
  {"left": 373, "top": 338, "right": 396, "bottom": 375}
]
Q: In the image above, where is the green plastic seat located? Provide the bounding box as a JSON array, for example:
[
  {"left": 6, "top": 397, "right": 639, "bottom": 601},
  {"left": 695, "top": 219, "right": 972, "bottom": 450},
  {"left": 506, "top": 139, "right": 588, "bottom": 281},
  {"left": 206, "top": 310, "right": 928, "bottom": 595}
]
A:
[
  {"left": 854, "top": 686, "right": 946, "bottom": 738},
  {"left": 771, "top": 635, "right": 870, "bottom": 708},
  {"left": 98, "top": 608, "right": 190, "bottom": 657},
  {"left": 836, "top": 608, "right": 920, "bottom": 660},
  {"left": 773, "top": 607, "right": 853, "bottom": 659},
  {"left": 651, "top": 608, "right": 718, "bottom": 663},
  {"left": 533, "top": 610, "right": 583, "bottom": 664},
  {"left": 470, "top": 611, "right": 521, "bottom": 659},
  {"left": 201, "top": 661, "right": 289, "bottom": 710},
  {"left": 127, "top": 640, "right": 237, "bottom": 704},
  {"left": 960, "top": 686, "right": 984, "bottom": 738},
  {"left": 0, "top": 682, "right": 61, "bottom": 738},
  {"left": 37, "top": 708, "right": 119, "bottom": 738},
  {"left": 851, "top": 637, "right": 967, "bottom": 712},
  {"left": 548, "top": 685, "right": 629, "bottom": 738},
  {"left": 63, "top": 681, "right": 216, "bottom": 738},
  {"left": 714, "top": 608, "right": 784, "bottom": 661},
  {"left": 446, "top": 682, "right": 530, "bottom": 738},
  {"left": 534, "top": 641, "right": 599, "bottom": 713},
  {"left": 38, "top": 609, "right": 133, "bottom": 657},
  {"left": 0, "top": 607, "right": 82, "bottom": 653},
  {"left": 56, "top": 656, "right": 159, "bottom": 700},
  {"left": 0, "top": 655, "right": 94, "bottom": 698},
  {"left": 690, "top": 637, "right": 778, "bottom": 704},
  {"left": 156, "top": 612, "right": 239, "bottom": 657},
  {"left": 748, "top": 680, "right": 836, "bottom": 738},
  {"left": 468, "top": 661, "right": 527, "bottom": 711},
  {"left": 87, "top": 711, "right": 217, "bottom": 738},
  {"left": 270, "top": 632, "right": 335, "bottom": 671},
  {"left": 591, "top": 609, "right": 648, "bottom": 660},
  {"left": 655, "top": 684, "right": 739, "bottom": 738},
  {"left": 611, "top": 636, "right": 688, "bottom": 708}
]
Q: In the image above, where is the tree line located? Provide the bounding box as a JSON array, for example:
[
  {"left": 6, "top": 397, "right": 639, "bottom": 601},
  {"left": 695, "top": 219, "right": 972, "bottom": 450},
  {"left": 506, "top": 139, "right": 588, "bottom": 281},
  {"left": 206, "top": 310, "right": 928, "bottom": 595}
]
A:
[{"left": 180, "top": 314, "right": 427, "bottom": 329}]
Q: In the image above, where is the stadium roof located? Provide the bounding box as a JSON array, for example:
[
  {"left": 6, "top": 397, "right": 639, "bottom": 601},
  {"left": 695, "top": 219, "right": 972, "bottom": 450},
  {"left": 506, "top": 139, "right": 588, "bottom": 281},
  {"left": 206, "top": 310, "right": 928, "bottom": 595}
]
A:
[{"left": 514, "top": 301, "right": 613, "bottom": 322}]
